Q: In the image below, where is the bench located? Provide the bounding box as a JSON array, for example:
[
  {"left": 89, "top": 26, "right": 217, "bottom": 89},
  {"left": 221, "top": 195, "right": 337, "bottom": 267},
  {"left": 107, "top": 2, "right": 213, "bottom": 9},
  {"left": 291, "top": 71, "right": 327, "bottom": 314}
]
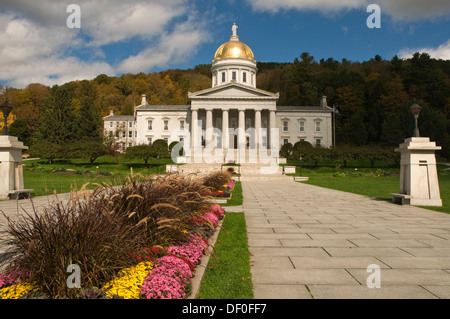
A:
[
  {"left": 390, "top": 193, "right": 412, "bottom": 205},
  {"left": 8, "top": 189, "right": 34, "bottom": 200}
]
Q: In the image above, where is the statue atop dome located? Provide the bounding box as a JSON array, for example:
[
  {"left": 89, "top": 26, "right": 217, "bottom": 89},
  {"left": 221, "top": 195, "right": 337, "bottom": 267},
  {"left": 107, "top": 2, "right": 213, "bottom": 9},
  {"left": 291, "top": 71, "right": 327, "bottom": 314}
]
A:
[{"left": 232, "top": 23, "right": 238, "bottom": 37}]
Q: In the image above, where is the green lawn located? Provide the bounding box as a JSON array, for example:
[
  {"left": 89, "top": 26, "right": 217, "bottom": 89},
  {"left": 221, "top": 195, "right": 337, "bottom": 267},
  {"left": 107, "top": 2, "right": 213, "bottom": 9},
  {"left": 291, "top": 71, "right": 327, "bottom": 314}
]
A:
[
  {"left": 221, "top": 181, "right": 243, "bottom": 207},
  {"left": 22, "top": 155, "right": 174, "bottom": 196},
  {"left": 197, "top": 212, "right": 253, "bottom": 299},
  {"left": 299, "top": 166, "right": 450, "bottom": 214}
]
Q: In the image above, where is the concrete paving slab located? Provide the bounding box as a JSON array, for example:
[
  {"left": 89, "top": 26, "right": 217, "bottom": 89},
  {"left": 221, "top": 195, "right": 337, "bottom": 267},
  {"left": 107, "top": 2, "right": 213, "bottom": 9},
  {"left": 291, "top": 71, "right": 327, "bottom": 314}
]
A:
[
  {"left": 240, "top": 179, "right": 450, "bottom": 298},
  {"left": 347, "top": 268, "right": 450, "bottom": 286},
  {"left": 290, "top": 256, "right": 390, "bottom": 269},
  {"left": 251, "top": 268, "right": 360, "bottom": 285},
  {"left": 308, "top": 284, "right": 438, "bottom": 299},
  {"left": 253, "top": 284, "right": 312, "bottom": 299}
]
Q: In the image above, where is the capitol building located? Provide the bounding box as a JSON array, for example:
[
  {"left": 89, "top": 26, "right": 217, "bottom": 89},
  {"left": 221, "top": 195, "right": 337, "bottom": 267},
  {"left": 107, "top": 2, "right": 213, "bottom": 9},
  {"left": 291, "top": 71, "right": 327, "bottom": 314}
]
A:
[{"left": 103, "top": 24, "right": 333, "bottom": 164}]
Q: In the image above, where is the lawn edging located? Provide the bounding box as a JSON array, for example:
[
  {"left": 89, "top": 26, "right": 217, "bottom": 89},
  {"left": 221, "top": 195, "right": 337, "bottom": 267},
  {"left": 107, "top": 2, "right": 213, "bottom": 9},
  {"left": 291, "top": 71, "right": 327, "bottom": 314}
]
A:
[{"left": 187, "top": 216, "right": 224, "bottom": 299}]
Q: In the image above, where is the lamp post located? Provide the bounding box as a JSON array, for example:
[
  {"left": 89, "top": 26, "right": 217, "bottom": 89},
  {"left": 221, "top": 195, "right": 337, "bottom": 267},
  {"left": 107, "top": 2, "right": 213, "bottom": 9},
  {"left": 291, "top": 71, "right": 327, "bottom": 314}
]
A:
[
  {"left": 410, "top": 103, "right": 422, "bottom": 137},
  {"left": 1, "top": 99, "right": 13, "bottom": 136},
  {"left": 299, "top": 156, "right": 303, "bottom": 177}
]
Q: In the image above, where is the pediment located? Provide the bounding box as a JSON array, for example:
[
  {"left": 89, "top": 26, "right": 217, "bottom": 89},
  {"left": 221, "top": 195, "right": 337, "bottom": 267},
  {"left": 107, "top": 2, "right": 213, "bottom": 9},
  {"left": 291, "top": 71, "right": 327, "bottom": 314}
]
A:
[{"left": 188, "top": 83, "right": 279, "bottom": 100}]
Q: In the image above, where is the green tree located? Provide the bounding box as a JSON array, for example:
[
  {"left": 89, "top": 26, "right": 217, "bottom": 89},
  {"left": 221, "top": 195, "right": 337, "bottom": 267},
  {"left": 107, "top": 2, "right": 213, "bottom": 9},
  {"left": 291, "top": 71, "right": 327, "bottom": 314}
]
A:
[
  {"left": 151, "top": 139, "right": 170, "bottom": 159},
  {"left": 29, "top": 142, "right": 64, "bottom": 164},
  {"left": 36, "top": 86, "right": 77, "bottom": 145},
  {"left": 8, "top": 119, "right": 31, "bottom": 146},
  {"left": 125, "top": 144, "right": 154, "bottom": 164},
  {"left": 70, "top": 141, "right": 107, "bottom": 164}
]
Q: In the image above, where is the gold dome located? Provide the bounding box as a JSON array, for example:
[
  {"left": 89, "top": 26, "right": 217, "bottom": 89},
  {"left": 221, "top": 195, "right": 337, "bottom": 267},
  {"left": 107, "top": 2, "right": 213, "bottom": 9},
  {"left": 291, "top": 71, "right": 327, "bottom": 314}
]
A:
[{"left": 213, "top": 40, "right": 255, "bottom": 62}]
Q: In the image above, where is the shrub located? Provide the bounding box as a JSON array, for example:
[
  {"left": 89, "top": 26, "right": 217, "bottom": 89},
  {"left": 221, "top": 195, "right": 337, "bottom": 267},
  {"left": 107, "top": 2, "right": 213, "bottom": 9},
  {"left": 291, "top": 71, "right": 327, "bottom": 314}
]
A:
[{"left": 201, "top": 171, "right": 231, "bottom": 191}]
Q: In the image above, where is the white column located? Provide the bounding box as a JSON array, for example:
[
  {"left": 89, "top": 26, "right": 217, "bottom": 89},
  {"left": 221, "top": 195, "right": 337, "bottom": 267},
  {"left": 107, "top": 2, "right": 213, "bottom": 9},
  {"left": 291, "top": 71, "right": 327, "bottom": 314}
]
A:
[
  {"left": 238, "top": 109, "right": 245, "bottom": 163},
  {"left": 191, "top": 109, "right": 202, "bottom": 163},
  {"left": 206, "top": 109, "right": 213, "bottom": 145},
  {"left": 255, "top": 110, "right": 261, "bottom": 150},
  {"left": 222, "top": 109, "right": 229, "bottom": 152},
  {"left": 269, "top": 110, "right": 277, "bottom": 151}
]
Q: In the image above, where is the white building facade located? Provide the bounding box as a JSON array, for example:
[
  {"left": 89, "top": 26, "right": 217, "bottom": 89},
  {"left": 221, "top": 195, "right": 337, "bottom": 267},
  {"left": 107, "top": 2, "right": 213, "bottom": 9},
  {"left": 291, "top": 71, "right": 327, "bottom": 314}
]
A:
[{"left": 103, "top": 24, "right": 333, "bottom": 162}]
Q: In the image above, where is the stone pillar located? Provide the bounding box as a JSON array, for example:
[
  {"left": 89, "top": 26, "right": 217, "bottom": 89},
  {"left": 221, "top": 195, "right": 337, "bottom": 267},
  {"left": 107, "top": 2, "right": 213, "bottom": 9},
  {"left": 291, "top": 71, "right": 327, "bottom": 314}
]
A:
[
  {"left": 0, "top": 136, "right": 31, "bottom": 200},
  {"left": 392, "top": 137, "right": 442, "bottom": 206}
]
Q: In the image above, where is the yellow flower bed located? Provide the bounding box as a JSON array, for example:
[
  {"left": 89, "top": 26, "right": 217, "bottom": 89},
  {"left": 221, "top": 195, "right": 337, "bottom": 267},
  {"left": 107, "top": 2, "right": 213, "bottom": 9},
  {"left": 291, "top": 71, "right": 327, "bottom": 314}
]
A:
[
  {"left": 0, "top": 281, "right": 38, "bottom": 299},
  {"left": 102, "top": 261, "right": 153, "bottom": 299}
]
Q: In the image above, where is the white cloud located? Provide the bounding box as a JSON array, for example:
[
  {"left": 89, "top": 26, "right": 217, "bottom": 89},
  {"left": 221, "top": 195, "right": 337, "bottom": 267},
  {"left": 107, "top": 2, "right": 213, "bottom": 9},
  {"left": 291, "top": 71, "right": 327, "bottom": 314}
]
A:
[
  {"left": 246, "top": 0, "right": 366, "bottom": 13},
  {"left": 398, "top": 39, "right": 450, "bottom": 60},
  {"left": 117, "top": 18, "right": 210, "bottom": 73},
  {"left": 0, "top": 0, "right": 210, "bottom": 88},
  {"left": 246, "top": 0, "right": 450, "bottom": 21}
]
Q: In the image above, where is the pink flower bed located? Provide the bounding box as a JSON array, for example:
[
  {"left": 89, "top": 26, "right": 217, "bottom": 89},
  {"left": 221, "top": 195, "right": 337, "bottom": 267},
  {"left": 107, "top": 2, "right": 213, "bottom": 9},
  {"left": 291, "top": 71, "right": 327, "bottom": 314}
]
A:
[
  {"left": 0, "top": 271, "right": 29, "bottom": 289},
  {"left": 140, "top": 205, "right": 225, "bottom": 299}
]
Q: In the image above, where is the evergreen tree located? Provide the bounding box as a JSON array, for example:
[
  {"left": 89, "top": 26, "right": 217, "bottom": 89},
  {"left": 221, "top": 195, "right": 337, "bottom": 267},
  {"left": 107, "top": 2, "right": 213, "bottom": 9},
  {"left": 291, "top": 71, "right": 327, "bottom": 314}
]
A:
[{"left": 36, "top": 85, "right": 76, "bottom": 146}]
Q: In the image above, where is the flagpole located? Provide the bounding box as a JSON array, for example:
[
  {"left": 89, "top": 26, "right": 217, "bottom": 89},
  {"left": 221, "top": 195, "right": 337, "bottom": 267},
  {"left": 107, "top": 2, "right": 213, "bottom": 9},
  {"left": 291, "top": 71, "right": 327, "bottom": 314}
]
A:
[{"left": 333, "top": 105, "right": 336, "bottom": 149}]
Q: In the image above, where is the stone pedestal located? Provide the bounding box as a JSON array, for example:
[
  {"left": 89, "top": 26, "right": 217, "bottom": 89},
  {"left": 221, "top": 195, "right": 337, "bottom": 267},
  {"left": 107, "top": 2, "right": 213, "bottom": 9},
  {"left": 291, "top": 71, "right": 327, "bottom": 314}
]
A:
[
  {"left": 392, "top": 137, "right": 442, "bottom": 206},
  {"left": 0, "top": 136, "right": 32, "bottom": 200}
]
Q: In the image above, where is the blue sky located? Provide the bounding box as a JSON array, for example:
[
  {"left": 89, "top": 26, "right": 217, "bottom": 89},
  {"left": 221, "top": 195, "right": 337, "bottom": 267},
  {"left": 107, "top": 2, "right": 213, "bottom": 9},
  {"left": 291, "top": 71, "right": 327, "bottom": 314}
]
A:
[{"left": 1, "top": 0, "right": 449, "bottom": 88}]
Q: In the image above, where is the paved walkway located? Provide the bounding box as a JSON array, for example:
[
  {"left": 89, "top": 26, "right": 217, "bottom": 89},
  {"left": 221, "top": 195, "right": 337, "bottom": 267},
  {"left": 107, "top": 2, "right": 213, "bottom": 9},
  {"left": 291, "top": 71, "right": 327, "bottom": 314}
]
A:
[{"left": 242, "top": 180, "right": 450, "bottom": 299}]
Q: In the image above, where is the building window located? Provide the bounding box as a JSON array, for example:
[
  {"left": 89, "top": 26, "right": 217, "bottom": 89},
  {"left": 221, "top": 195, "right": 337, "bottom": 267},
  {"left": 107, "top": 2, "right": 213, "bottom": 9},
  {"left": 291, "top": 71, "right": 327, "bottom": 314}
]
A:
[
  {"left": 180, "top": 120, "right": 185, "bottom": 131},
  {"left": 135, "top": 131, "right": 137, "bottom": 137},
  {"left": 243, "top": 72, "right": 247, "bottom": 83},
  {"left": 283, "top": 139, "right": 289, "bottom": 145},
  {"left": 316, "top": 139, "right": 321, "bottom": 147},
  {"left": 299, "top": 121, "right": 305, "bottom": 132},
  {"left": 164, "top": 120, "right": 169, "bottom": 131},
  {"left": 147, "top": 137, "right": 152, "bottom": 145},
  {"left": 128, "top": 131, "right": 132, "bottom": 138},
  {"left": 180, "top": 137, "right": 184, "bottom": 143},
  {"left": 251, "top": 74, "right": 254, "bottom": 85},
  {"left": 262, "top": 136, "right": 267, "bottom": 147},
  {"left": 232, "top": 71, "right": 236, "bottom": 81},
  {"left": 283, "top": 120, "right": 289, "bottom": 132},
  {"left": 315, "top": 121, "right": 321, "bottom": 132},
  {"left": 109, "top": 131, "right": 113, "bottom": 137},
  {"left": 148, "top": 120, "right": 152, "bottom": 130},
  {"left": 115, "top": 131, "right": 119, "bottom": 138},
  {"left": 222, "top": 72, "right": 225, "bottom": 83},
  {"left": 129, "top": 122, "right": 133, "bottom": 128},
  {"left": 109, "top": 122, "right": 113, "bottom": 128},
  {"left": 163, "top": 137, "right": 168, "bottom": 142},
  {"left": 122, "top": 131, "right": 126, "bottom": 138},
  {"left": 129, "top": 143, "right": 132, "bottom": 147}
]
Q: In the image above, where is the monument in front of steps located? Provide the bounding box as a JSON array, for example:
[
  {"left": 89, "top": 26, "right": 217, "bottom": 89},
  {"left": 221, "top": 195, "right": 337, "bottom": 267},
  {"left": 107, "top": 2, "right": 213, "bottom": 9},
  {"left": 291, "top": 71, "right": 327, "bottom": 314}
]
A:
[
  {"left": 0, "top": 100, "right": 33, "bottom": 200},
  {"left": 391, "top": 103, "right": 442, "bottom": 206}
]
